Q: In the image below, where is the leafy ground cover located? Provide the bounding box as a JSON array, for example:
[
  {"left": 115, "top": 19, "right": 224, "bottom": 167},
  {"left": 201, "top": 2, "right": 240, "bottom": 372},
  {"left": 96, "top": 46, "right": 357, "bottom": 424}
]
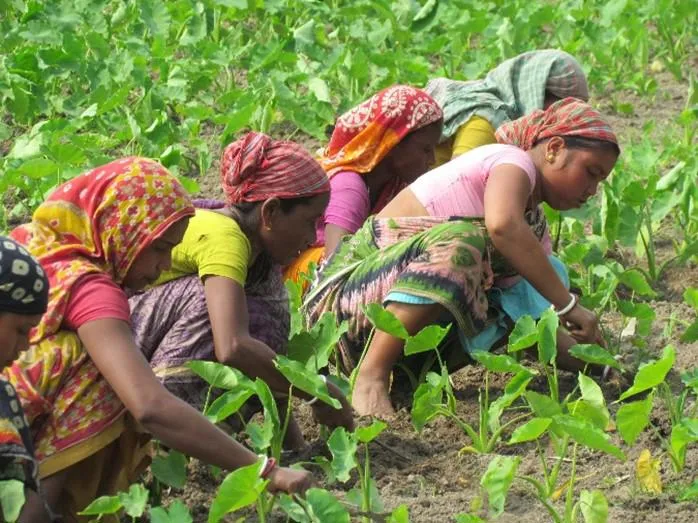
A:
[{"left": 1, "top": 0, "right": 698, "bottom": 521}]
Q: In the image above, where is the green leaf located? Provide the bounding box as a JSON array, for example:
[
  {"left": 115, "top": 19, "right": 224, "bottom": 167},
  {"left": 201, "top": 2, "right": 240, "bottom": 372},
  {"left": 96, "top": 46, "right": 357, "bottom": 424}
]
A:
[
  {"left": 307, "top": 78, "right": 331, "bottom": 103},
  {"left": 507, "top": 315, "right": 538, "bottom": 352},
  {"left": 616, "top": 394, "right": 653, "bottom": 446},
  {"left": 488, "top": 371, "right": 533, "bottom": 433},
  {"left": 208, "top": 462, "right": 267, "bottom": 523},
  {"left": 205, "top": 388, "right": 255, "bottom": 424},
  {"left": 683, "top": 288, "right": 698, "bottom": 310},
  {"left": 293, "top": 20, "right": 316, "bottom": 48},
  {"left": 680, "top": 321, "right": 698, "bottom": 343},
  {"left": 17, "top": 157, "right": 58, "bottom": 179},
  {"left": 387, "top": 504, "right": 410, "bottom": 523},
  {"left": 119, "top": 484, "right": 148, "bottom": 518},
  {"left": 363, "top": 303, "right": 409, "bottom": 340},
  {"left": 455, "top": 515, "right": 486, "bottom": 523},
  {"left": 288, "top": 312, "right": 348, "bottom": 371},
  {"left": 480, "top": 455, "right": 520, "bottom": 518},
  {"left": 186, "top": 361, "right": 247, "bottom": 390},
  {"left": 221, "top": 103, "right": 256, "bottom": 143},
  {"left": 304, "top": 488, "right": 350, "bottom": 522},
  {"left": 670, "top": 419, "right": 698, "bottom": 471},
  {"left": 568, "top": 345, "right": 621, "bottom": 370},
  {"left": 176, "top": 175, "right": 200, "bottom": 195},
  {"left": 553, "top": 415, "right": 625, "bottom": 460},
  {"left": 471, "top": 352, "right": 533, "bottom": 375},
  {"left": 355, "top": 420, "right": 387, "bottom": 443},
  {"left": 150, "top": 500, "right": 193, "bottom": 523},
  {"left": 0, "top": 480, "right": 25, "bottom": 522},
  {"left": 404, "top": 324, "right": 451, "bottom": 355},
  {"left": 274, "top": 356, "right": 341, "bottom": 409},
  {"left": 537, "top": 309, "right": 558, "bottom": 364},
  {"left": 412, "top": 0, "right": 438, "bottom": 29},
  {"left": 678, "top": 479, "right": 698, "bottom": 501},
  {"left": 579, "top": 489, "right": 609, "bottom": 523},
  {"left": 327, "top": 427, "right": 358, "bottom": 483},
  {"left": 567, "top": 399, "right": 610, "bottom": 432},
  {"left": 411, "top": 377, "right": 445, "bottom": 431},
  {"left": 619, "top": 345, "right": 676, "bottom": 401},
  {"left": 507, "top": 417, "right": 552, "bottom": 444},
  {"left": 525, "top": 391, "right": 562, "bottom": 418},
  {"left": 151, "top": 450, "right": 188, "bottom": 489},
  {"left": 618, "top": 269, "right": 656, "bottom": 297},
  {"left": 79, "top": 495, "right": 123, "bottom": 516}
]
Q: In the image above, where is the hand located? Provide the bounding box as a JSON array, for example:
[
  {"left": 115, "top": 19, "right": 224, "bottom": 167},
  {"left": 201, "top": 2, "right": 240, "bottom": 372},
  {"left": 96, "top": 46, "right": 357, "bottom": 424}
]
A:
[
  {"left": 560, "top": 300, "right": 604, "bottom": 346},
  {"left": 311, "top": 381, "right": 355, "bottom": 431},
  {"left": 267, "top": 466, "right": 313, "bottom": 494}
]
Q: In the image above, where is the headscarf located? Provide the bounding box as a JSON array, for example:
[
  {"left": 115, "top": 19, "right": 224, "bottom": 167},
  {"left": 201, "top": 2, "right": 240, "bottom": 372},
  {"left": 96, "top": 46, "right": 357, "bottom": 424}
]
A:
[
  {"left": 10, "top": 157, "right": 195, "bottom": 343},
  {"left": 425, "top": 50, "right": 589, "bottom": 141},
  {"left": 495, "top": 97, "right": 618, "bottom": 151},
  {"left": 319, "top": 85, "right": 442, "bottom": 212},
  {"left": 221, "top": 132, "right": 330, "bottom": 205},
  {"left": 0, "top": 236, "right": 49, "bottom": 316}
]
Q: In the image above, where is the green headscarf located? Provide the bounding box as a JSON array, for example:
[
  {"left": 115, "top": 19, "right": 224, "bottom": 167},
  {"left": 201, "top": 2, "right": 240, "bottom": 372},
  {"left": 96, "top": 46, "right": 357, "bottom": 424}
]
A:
[{"left": 425, "top": 49, "right": 589, "bottom": 142}]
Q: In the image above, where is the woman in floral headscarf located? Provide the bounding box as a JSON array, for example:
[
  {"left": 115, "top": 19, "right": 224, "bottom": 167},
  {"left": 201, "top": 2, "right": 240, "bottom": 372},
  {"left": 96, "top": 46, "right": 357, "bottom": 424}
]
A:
[
  {"left": 285, "top": 85, "right": 443, "bottom": 284},
  {"left": 3, "top": 158, "right": 313, "bottom": 521},
  {"left": 426, "top": 49, "right": 589, "bottom": 165},
  {"left": 128, "top": 133, "right": 354, "bottom": 452},
  {"left": 304, "top": 98, "right": 620, "bottom": 418}
]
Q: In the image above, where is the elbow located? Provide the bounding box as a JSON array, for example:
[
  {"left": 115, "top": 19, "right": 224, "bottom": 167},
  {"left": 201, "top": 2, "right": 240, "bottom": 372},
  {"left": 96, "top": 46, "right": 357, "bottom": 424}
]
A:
[
  {"left": 130, "top": 393, "right": 169, "bottom": 428},
  {"left": 486, "top": 220, "right": 516, "bottom": 247},
  {"left": 216, "top": 337, "right": 248, "bottom": 366}
]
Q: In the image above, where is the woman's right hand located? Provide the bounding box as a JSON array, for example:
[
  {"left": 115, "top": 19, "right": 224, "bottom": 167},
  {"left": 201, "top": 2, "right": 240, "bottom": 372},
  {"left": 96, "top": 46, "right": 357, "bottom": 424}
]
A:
[
  {"left": 310, "top": 381, "right": 355, "bottom": 431},
  {"left": 267, "top": 466, "right": 313, "bottom": 494},
  {"left": 561, "top": 300, "right": 604, "bottom": 346}
]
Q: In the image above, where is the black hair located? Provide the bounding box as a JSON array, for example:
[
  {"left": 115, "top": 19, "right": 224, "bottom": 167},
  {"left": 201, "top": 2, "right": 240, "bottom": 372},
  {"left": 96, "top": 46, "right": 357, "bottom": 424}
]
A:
[
  {"left": 537, "top": 135, "right": 620, "bottom": 157},
  {"left": 230, "top": 195, "right": 317, "bottom": 218}
]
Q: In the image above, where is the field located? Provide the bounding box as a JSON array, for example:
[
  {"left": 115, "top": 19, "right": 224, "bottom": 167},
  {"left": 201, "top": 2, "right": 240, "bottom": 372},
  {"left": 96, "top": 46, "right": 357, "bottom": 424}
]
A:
[{"left": 1, "top": 0, "right": 698, "bottom": 522}]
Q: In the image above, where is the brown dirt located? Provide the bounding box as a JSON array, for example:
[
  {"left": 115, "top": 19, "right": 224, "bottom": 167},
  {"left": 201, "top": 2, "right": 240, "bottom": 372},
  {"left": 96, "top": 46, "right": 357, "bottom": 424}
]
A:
[{"left": 160, "top": 69, "right": 698, "bottom": 522}]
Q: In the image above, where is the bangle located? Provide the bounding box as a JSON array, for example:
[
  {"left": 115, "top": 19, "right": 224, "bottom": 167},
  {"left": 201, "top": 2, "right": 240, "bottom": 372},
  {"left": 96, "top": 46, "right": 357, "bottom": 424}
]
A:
[
  {"left": 304, "top": 375, "right": 327, "bottom": 406},
  {"left": 259, "top": 455, "right": 277, "bottom": 479},
  {"left": 552, "top": 293, "right": 577, "bottom": 317}
]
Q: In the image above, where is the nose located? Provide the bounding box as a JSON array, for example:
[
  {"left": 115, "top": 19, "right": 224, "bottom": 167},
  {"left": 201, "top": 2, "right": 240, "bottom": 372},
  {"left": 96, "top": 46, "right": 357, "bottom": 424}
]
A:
[
  {"left": 159, "top": 253, "right": 172, "bottom": 273},
  {"left": 426, "top": 148, "right": 435, "bottom": 167},
  {"left": 588, "top": 181, "right": 600, "bottom": 197}
]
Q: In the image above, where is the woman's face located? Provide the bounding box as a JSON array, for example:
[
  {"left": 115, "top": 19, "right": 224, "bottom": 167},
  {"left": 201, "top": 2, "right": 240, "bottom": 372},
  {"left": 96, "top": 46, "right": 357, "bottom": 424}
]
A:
[
  {"left": 538, "top": 137, "right": 618, "bottom": 210},
  {"left": 123, "top": 217, "right": 190, "bottom": 290},
  {"left": 260, "top": 193, "right": 330, "bottom": 265},
  {"left": 0, "top": 312, "right": 42, "bottom": 369},
  {"left": 386, "top": 121, "right": 442, "bottom": 184}
]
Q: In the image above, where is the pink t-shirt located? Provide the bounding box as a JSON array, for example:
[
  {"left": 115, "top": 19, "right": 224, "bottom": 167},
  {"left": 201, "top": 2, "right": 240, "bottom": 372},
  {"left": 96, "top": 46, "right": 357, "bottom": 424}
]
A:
[
  {"left": 63, "top": 273, "right": 131, "bottom": 331},
  {"left": 315, "top": 170, "right": 370, "bottom": 246},
  {"left": 410, "top": 144, "right": 552, "bottom": 287}
]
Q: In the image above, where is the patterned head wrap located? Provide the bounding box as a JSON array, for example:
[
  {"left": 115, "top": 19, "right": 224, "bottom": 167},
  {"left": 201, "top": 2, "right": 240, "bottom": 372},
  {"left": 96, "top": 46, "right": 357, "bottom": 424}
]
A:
[
  {"left": 0, "top": 236, "right": 48, "bottom": 316},
  {"left": 425, "top": 50, "right": 589, "bottom": 141},
  {"left": 495, "top": 97, "right": 618, "bottom": 151},
  {"left": 221, "top": 132, "right": 330, "bottom": 205},
  {"left": 10, "top": 157, "right": 195, "bottom": 342},
  {"left": 319, "top": 85, "right": 443, "bottom": 177}
]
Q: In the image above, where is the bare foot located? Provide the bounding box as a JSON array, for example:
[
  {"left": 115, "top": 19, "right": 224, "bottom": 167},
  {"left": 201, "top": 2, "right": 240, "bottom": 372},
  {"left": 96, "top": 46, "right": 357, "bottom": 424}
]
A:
[{"left": 352, "top": 375, "right": 396, "bottom": 419}]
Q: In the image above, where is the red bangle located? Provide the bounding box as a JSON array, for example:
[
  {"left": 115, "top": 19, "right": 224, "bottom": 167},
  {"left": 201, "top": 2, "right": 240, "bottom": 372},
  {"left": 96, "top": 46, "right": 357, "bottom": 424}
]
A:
[{"left": 260, "top": 457, "right": 277, "bottom": 479}]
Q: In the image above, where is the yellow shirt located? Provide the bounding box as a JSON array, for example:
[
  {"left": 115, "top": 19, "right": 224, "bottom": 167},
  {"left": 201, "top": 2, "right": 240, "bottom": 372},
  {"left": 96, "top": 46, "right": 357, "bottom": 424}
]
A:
[
  {"left": 433, "top": 115, "right": 497, "bottom": 167},
  {"left": 156, "top": 209, "right": 251, "bottom": 286}
]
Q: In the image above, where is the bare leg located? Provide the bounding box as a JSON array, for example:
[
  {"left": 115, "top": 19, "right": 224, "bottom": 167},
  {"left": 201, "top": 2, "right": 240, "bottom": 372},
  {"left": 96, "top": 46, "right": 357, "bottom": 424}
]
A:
[
  {"left": 19, "top": 472, "right": 65, "bottom": 523},
  {"left": 352, "top": 302, "right": 444, "bottom": 418}
]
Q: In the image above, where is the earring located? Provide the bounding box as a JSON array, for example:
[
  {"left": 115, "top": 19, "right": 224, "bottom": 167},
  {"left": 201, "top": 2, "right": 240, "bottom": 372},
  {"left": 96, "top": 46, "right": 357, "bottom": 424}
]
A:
[
  {"left": 546, "top": 153, "right": 555, "bottom": 163},
  {"left": 265, "top": 226, "right": 272, "bottom": 231}
]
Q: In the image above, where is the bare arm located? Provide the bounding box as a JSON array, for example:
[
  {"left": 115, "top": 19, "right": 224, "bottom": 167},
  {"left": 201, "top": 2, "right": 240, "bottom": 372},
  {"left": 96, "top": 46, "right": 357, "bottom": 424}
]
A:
[
  {"left": 78, "top": 319, "right": 258, "bottom": 471},
  {"left": 323, "top": 224, "right": 352, "bottom": 257},
  {"left": 483, "top": 164, "right": 570, "bottom": 310}
]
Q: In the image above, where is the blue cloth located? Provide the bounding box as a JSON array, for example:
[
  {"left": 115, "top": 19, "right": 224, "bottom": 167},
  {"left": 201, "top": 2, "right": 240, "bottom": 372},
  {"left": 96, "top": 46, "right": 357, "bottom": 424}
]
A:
[{"left": 386, "top": 256, "right": 569, "bottom": 355}]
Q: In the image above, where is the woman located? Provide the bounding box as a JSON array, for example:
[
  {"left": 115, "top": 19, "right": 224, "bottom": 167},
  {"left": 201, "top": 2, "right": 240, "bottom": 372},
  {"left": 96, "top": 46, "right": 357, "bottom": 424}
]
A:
[
  {"left": 304, "top": 98, "right": 620, "bottom": 418},
  {"left": 0, "top": 236, "right": 54, "bottom": 520},
  {"left": 284, "top": 85, "right": 443, "bottom": 283},
  {"left": 3, "top": 158, "right": 312, "bottom": 521},
  {"left": 426, "top": 49, "right": 589, "bottom": 165},
  {"left": 128, "top": 133, "right": 354, "bottom": 448}
]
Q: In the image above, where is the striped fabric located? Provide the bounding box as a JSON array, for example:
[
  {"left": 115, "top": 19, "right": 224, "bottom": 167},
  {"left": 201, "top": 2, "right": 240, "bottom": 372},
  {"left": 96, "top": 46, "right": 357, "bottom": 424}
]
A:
[
  {"left": 495, "top": 97, "right": 618, "bottom": 150},
  {"left": 221, "top": 132, "right": 330, "bottom": 204}
]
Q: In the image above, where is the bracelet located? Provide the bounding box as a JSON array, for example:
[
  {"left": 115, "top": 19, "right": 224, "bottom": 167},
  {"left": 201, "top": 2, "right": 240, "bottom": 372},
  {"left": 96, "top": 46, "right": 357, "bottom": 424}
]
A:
[
  {"left": 259, "top": 455, "right": 277, "bottom": 479},
  {"left": 552, "top": 293, "right": 577, "bottom": 317},
  {"left": 303, "top": 375, "right": 327, "bottom": 406}
]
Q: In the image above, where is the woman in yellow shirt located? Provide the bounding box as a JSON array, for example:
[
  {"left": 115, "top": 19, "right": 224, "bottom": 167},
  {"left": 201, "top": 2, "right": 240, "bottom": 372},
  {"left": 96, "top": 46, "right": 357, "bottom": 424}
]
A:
[
  {"left": 128, "top": 133, "right": 354, "bottom": 448},
  {"left": 426, "top": 49, "right": 590, "bottom": 165}
]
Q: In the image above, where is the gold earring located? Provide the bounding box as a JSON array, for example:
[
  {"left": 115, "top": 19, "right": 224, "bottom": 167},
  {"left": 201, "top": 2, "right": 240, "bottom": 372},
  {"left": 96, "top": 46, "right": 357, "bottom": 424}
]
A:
[
  {"left": 265, "top": 225, "right": 272, "bottom": 231},
  {"left": 546, "top": 154, "right": 555, "bottom": 163}
]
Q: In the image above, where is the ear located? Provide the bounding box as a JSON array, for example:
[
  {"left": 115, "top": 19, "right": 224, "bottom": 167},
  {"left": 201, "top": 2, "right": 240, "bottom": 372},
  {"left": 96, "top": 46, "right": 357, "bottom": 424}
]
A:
[
  {"left": 545, "top": 136, "right": 566, "bottom": 161},
  {"left": 259, "top": 198, "right": 281, "bottom": 229}
]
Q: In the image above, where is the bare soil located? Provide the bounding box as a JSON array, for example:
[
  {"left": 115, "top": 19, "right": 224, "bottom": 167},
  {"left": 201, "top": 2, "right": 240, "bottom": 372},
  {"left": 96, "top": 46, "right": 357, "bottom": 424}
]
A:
[{"left": 159, "top": 72, "right": 698, "bottom": 521}]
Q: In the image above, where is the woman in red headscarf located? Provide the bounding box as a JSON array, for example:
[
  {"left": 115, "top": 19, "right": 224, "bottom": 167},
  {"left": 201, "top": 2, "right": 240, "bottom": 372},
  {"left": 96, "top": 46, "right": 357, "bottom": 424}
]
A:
[
  {"left": 3, "top": 158, "right": 315, "bottom": 520},
  {"left": 285, "top": 85, "right": 443, "bottom": 285},
  {"left": 128, "top": 133, "right": 354, "bottom": 449},
  {"left": 304, "top": 98, "right": 620, "bottom": 418}
]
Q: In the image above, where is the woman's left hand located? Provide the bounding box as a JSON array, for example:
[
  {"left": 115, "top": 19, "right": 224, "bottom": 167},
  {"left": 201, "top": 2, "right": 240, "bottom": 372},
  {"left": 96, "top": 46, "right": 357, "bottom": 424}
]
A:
[{"left": 310, "top": 381, "right": 355, "bottom": 430}]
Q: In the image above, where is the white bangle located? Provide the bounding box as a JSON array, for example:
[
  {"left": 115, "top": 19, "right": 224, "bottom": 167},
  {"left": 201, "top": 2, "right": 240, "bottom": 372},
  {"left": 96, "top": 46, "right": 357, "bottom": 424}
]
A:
[
  {"left": 552, "top": 293, "right": 577, "bottom": 317},
  {"left": 259, "top": 455, "right": 269, "bottom": 477},
  {"left": 304, "top": 375, "right": 327, "bottom": 406}
]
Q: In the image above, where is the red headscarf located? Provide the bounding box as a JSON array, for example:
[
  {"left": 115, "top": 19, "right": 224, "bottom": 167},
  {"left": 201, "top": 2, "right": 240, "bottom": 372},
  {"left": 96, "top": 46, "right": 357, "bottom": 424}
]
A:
[
  {"left": 11, "top": 157, "right": 195, "bottom": 342},
  {"left": 221, "top": 132, "right": 330, "bottom": 205},
  {"left": 495, "top": 97, "right": 618, "bottom": 151},
  {"left": 320, "top": 85, "right": 443, "bottom": 177}
]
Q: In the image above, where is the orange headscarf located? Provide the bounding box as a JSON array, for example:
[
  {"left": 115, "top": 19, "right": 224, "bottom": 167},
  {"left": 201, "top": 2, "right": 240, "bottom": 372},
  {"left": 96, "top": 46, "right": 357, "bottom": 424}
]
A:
[{"left": 11, "top": 157, "right": 195, "bottom": 342}]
